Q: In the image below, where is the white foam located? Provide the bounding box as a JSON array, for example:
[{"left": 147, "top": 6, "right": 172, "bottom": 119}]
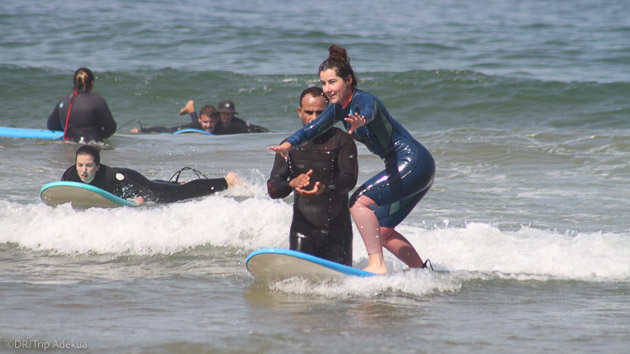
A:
[{"left": 1, "top": 200, "right": 629, "bottom": 281}]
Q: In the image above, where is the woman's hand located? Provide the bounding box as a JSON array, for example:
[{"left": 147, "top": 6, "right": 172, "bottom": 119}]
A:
[
  {"left": 344, "top": 112, "right": 366, "bottom": 134},
  {"left": 268, "top": 141, "right": 292, "bottom": 161}
]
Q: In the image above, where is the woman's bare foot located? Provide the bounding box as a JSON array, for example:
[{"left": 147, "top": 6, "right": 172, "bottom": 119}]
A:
[
  {"left": 178, "top": 100, "right": 195, "bottom": 115},
  {"left": 363, "top": 253, "right": 388, "bottom": 274}
]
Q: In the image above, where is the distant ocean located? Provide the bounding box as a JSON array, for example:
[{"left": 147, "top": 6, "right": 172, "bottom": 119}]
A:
[{"left": 1, "top": 0, "right": 629, "bottom": 353}]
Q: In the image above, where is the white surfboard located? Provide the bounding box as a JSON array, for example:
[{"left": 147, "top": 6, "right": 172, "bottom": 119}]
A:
[
  {"left": 40, "top": 181, "right": 138, "bottom": 209},
  {"left": 246, "top": 248, "right": 375, "bottom": 281}
]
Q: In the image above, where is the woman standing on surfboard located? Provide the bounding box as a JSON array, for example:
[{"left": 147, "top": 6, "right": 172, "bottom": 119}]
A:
[
  {"left": 47, "top": 67, "right": 117, "bottom": 143},
  {"left": 269, "top": 45, "right": 435, "bottom": 274}
]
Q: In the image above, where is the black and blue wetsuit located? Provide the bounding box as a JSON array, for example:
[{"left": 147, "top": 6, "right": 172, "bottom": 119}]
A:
[
  {"left": 284, "top": 89, "right": 435, "bottom": 228},
  {"left": 268, "top": 127, "right": 358, "bottom": 265},
  {"left": 47, "top": 92, "right": 117, "bottom": 143},
  {"left": 62, "top": 165, "right": 228, "bottom": 203}
]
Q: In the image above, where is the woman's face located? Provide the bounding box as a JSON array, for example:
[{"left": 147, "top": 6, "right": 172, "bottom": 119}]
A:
[
  {"left": 320, "top": 68, "right": 352, "bottom": 104},
  {"left": 75, "top": 153, "right": 100, "bottom": 183}
]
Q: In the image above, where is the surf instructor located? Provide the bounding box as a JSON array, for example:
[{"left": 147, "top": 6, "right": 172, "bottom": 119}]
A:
[
  {"left": 267, "top": 87, "right": 358, "bottom": 266},
  {"left": 269, "top": 45, "right": 435, "bottom": 274},
  {"left": 63, "top": 145, "right": 242, "bottom": 204}
]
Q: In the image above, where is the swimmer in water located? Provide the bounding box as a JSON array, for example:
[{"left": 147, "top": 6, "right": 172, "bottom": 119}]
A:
[{"left": 47, "top": 67, "right": 117, "bottom": 143}]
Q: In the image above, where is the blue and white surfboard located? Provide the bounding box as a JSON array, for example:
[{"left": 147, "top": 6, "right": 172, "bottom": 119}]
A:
[
  {"left": 246, "top": 248, "right": 375, "bottom": 281},
  {"left": 40, "top": 181, "right": 138, "bottom": 209},
  {"left": 0, "top": 126, "right": 64, "bottom": 140}
]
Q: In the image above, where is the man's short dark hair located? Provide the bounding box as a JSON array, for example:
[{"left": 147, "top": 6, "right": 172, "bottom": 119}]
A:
[{"left": 299, "top": 86, "right": 329, "bottom": 106}]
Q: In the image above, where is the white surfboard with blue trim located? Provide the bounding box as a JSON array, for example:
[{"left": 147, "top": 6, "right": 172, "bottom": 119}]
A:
[
  {"left": 246, "top": 248, "right": 375, "bottom": 281},
  {"left": 0, "top": 126, "right": 64, "bottom": 140},
  {"left": 40, "top": 181, "right": 138, "bottom": 209}
]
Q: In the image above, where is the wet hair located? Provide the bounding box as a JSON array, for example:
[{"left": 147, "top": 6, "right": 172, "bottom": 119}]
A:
[
  {"left": 318, "top": 45, "right": 358, "bottom": 89},
  {"left": 75, "top": 145, "right": 100, "bottom": 166},
  {"left": 73, "top": 67, "right": 95, "bottom": 92},
  {"left": 200, "top": 105, "right": 219, "bottom": 120},
  {"left": 299, "top": 86, "right": 329, "bottom": 106}
]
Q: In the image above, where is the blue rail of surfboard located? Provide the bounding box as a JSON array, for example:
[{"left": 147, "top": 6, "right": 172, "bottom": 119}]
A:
[
  {"left": 172, "top": 128, "right": 213, "bottom": 135},
  {"left": 246, "top": 248, "right": 375, "bottom": 277},
  {"left": 40, "top": 181, "right": 138, "bottom": 207},
  {"left": 0, "top": 126, "right": 64, "bottom": 140}
]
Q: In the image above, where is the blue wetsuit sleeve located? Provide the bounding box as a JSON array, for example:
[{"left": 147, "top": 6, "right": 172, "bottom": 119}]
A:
[
  {"left": 352, "top": 92, "right": 377, "bottom": 124},
  {"left": 285, "top": 104, "right": 339, "bottom": 148}
]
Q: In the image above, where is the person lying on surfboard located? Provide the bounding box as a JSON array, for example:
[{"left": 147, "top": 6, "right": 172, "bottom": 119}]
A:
[
  {"left": 130, "top": 102, "right": 222, "bottom": 134},
  {"left": 267, "top": 87, "right": 358, "bottom": 266},
  {"left": 62, "top": 145, "right": 243, "bottom": 204}
]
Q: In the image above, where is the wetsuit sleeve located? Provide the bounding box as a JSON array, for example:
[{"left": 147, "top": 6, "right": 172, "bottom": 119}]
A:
[
  {"left": 330, "top": 132, "right": 358, "bottom": 194},
  {"left": 285, "top": 104, "right": 339, "bottom": 148},
  {"left": 61, "top": 166, "right": 78, "bottom": 181},
  {"left": 267, "top": 153, "right": 292, "bottom": 199},
  {"left": 94, "top": 95, "right": 117, "bottom": 139},
  {"left": 47, "top": 101, "right": 63, "bottom": 131},
  {"left": 352, "top": 93, "right": 378, "bottom": 124}
]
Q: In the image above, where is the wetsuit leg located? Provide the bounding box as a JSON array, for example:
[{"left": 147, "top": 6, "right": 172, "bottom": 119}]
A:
[
  {"left": 289, "top": 208, "right": 353, "bottom": 266},
  {"left": 350, "top": 140, "right": 435, "bottom": 228},
  {"left": 148, "top": 178, "right": 228, "bottom": 203}
]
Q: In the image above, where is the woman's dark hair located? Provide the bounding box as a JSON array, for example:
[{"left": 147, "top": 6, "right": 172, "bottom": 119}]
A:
[
  {"left": 318, "top": 45, "right": 358, "bottom": 88},
  {"left": 299, "top": 86, "right": 329, "bottom": 106},
  {"left": 75, "top": 145, "right": 101, "bottom": 166},
  {"left": 73, "top": 67, "right": 95, "bottom": 92}
]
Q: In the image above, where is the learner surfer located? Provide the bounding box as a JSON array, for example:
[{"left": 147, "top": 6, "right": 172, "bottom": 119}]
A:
[
  {"left": 267, "top": 87, "right": 358, "bottom": 266},
  {"left": 269, "top": 45, "right": 435, "bottom": 274},
  {"left": 47, "top": 67, "right": 117, "bottom": 143},
  {"left": 63, "top": 145, "right": 242, "bottom": 204},
  {"left": 131, "top": 103, "right": 221, "bottom": 134}
]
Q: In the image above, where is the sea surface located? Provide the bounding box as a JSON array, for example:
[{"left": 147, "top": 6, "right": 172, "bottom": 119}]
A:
[{"left": 1, "top": 0, "right": 630, "bottom": 353}]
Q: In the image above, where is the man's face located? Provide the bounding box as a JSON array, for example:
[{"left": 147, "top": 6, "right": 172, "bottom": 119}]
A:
[
  {"left": 219, "top": 112, "right": 233, "bottom": 123},
  {"left": 199, "top": 114, "right": 219, "bottom": 132},
  {"left": 297, "top": 94, "right": 327, "bottom": 126}
]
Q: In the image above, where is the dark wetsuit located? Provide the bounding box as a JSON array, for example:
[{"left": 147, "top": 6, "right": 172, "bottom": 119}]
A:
[
  {"left": 47, "top": 92, "right": 117, "bottom": 143},
  {"left": 268, "top": 127, "right": 358, "bottom": 265},
  {"left": 220, "top": 116, "right": 269, "bottom": 135},
  {"left": 138, "top": 112, "right": 223, "bottom": 134},
  {"left": 285, "top": 89, "right": 435, "bottom": 228},
  {"left": 62, "top": 165, "right": 228, "bottom": 203}
]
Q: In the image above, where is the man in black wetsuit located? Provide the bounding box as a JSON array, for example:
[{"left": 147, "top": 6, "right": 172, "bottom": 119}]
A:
[
  {"left": 63, "top": 145, "right": 241, "bottom": 204},
  {"left": 267, "top": 87, "right": 358, "bottom": 265},
  {"left": 47, "top": 67, "right": 117, "bottom": 143},
  {"left": 216, "top": 100, "right": 269, "bottom": 134},
  {"left": 132, "top": 103, "right": 222, "bottom": 134}
]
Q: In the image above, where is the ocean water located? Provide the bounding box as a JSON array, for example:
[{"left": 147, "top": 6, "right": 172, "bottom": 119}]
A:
[{"left": 1, "top": 0, "right": 630, "bottom": 353}]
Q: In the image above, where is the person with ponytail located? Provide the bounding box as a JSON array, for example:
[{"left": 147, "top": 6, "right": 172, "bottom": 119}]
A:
[
  {"left": 269, "top": 45, "right": 435, "bottom": 274},
  {"left": 47, "top": 67, "right": 117, "bottom": 143}
]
